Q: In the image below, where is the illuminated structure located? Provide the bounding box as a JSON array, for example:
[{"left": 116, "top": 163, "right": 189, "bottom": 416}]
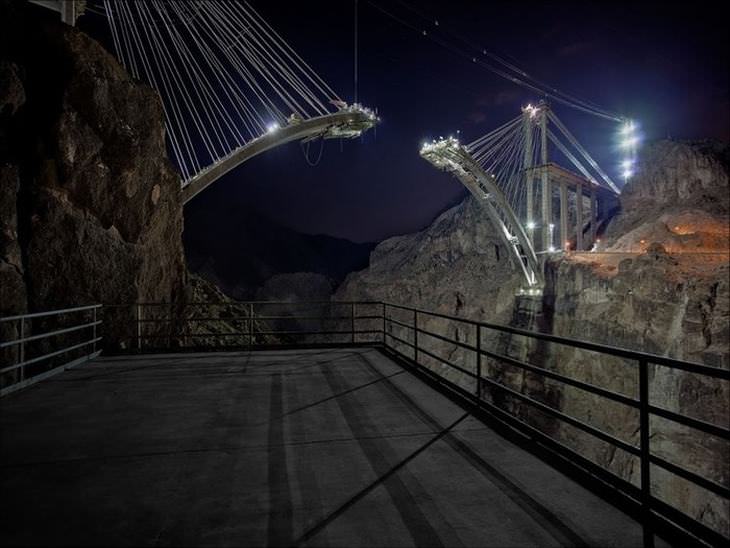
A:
[
  {"left": 31, "top": 0, "right": 379, "bottom": 202},
  {"left": 421, "top": 102, "right": 620, "bottom": 289}
]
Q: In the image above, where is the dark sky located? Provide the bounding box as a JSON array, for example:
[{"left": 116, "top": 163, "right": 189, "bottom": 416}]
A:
[{"left": 89, "top": 1, "right": 730, "bottom": 244}]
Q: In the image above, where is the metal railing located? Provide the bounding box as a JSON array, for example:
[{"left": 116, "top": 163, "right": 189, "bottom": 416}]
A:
[
  {"left": 1, "top": 299, "right": 727, "bottom": 546},
  {"left": 380, "top": 301, "right": 729, "bottom": 548},
  {"left": 102, "top": 301, "right": 384, "bottom": 351},
  {"left": 0, "top": 304, "right": 102, "bottom": 396}
]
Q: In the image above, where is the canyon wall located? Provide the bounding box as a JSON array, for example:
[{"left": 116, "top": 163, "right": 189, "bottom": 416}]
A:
[
  {"left": 0, "top": 2, "right": 187, "bottom": 371},
  {"left": 337, "top": 139, "right": 730, "bottom": 536}
]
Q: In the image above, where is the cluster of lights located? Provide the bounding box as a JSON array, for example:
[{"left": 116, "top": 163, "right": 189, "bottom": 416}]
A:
[
  {"left": 419, "top": 136, "right": 464, "bottom": 173},
  {"left": 522, "top": 103, "right": 540, "bottom": 119},
  {"left": 266, "top": 122, "right": 280, "bottom": 134},
  {"left": 518, "top": 287, "right": 543, "bottom": 297},
  {"left": 619, "top": 120, "right": 639, "bottom": 181},
  {"left": 340, "top": 102, "right": 379, "bottom": 121}
]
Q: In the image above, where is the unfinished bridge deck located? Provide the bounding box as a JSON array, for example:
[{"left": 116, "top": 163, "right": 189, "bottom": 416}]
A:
[{"left": 1, "top": 348, "right": 660, "bottom": 547}]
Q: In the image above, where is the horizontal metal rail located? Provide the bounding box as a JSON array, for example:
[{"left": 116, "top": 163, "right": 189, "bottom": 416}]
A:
[
  {"left": 1, "top": 305, "right": 102, "bottom": 396},
  {"left": 383, "top": 301, "right": 729, "bottom": 378},
  {"left": 2, "top": 299, "right": 727, "bottom": 547},
  {"left": 0, "top": 304, "right": 101, "bottom": 323},
  {"left": 480, "top": 347, "right": 639, "bottom": 408},
  {"left": 380, "top": 300, "right": 729, "bottom": 547},
  {"left": 416, "top": 345, "right": 477, "bottom": 379},
  {"left": 0, "top": 320, "right": 101, "bottom": 349}
]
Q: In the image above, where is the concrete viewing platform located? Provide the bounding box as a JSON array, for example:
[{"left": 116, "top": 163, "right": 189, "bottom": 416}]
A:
[{"left": 1, "top": 348, "right": 659, "bottom": 547}]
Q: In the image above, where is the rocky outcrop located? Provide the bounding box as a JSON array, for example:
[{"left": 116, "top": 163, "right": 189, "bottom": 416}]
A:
[
  {"left": 337, "top": 139, "right": 729, "bottom": 536},
  {"left": 0, "top": 2, "right": 185, "bottom": 356}
]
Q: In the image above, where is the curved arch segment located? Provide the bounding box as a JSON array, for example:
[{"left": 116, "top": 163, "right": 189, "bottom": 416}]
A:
[
  {"left": 182, "top": 110, "right": 377, "bottom": 203},
  {"left": 420, "top": 140, "right": 542, "bottom": 287}
]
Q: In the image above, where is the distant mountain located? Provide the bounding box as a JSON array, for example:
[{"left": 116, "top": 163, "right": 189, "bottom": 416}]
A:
[{"left": 184, "top": 200, "right": 376, "bottom": 300}]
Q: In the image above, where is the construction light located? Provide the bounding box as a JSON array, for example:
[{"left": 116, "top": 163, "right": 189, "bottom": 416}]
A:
[
  {"left": 621, "top": 120, "right": 635, "bottom": 134},
  {"left": 621, "top": 136, "right": 638, "bottom": 148},
  {"left": 621, "top": 159, "right": 632, "bottom": 170},
  {"left": 267, "top": 122, "right": 280, "bottom": 133},
  {"left": 623, "top": 169, "right": 633, "bottom": 179},
  {"left": 548, "top": 246, "right": 556, "bottom": 252},
  {"left": 527, "top": 221, "right": 536, "bottom": 230}
]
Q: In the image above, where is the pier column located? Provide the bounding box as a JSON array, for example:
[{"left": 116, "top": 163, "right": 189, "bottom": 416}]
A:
[
  {"left": 540, "top": 110, "right": 551, "bottom": 251},
  {"left": 590, "top": 186, "right": 597, "bottom": 247},
  {"left": 523, "top": 112, "right": 535, "bottom": 245},
  {"left": 559, "top": 180, "right": 568, "bottom": 251},
  {"left": 575, "top": 183, "right": 584, "bottom": 251}
]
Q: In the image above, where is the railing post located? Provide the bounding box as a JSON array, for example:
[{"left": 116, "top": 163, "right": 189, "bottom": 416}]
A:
[
  {"left": 476, "top": 324, "right": 482, "bottom": 399},
  {"left": 382, "top": 302, "right": 386, "bottom": 345},
  {"left": 168, "top": 303, "right": 172, "bottom": 350},
  {"left": 413, "top": 309, "right": 418, "bottom": 362},
  {"left": 639, "top": 358, "right": 654, "bottom": 548},
  {"left": 19, "top": 317, "right": 25, "bottom": 382},
  {"left": 351, "top": 302, "right": 356, "bottom": 344},
  {"left": 248, "top": 303, "right": 254, "bottom": 347},
  {"left": 92, "top": 306, "right": 97, "bottom": 354},
  {"left": 136, "top": 303, "right": 142, "bottom": 352}
]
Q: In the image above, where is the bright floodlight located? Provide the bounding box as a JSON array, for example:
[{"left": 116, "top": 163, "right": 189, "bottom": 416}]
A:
[
  {"left": 621, "top": 136, "right": 638, "bottom": 148},
  {"left": 621, "top": 159, "right": 633, "bottom": 169},
  {"left": 548, "top": 246, "right": 556, "bottom": 252},
  {"left": 267, "top": 122, "right": 280, "bottom": 133},
  {"left": 623, "top": 169, "right": 633, "bottom": 179},
  {"left": 621, "top": 120, "right": 635, "bottom": 134},
  {"left": 527, "top": 221, "right": 536, "bottom": 230}
]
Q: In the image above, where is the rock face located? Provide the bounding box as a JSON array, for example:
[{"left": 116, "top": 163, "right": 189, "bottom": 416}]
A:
[
  {"left": 0, "top": 4, "right": 185, "bottom": 321},
  {"left": 338, "top": 195, "right": 522, "bottom": 321},
  {"left": 337, "top": 139, "right": 729, "bottom": 536}
]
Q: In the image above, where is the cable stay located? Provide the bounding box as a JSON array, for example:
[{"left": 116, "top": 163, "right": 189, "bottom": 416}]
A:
[
  {"left": 420, "top": 102, "right": 620, "bottom": 289},
  {"left": 367, "top": 0, "right": 625, "bottom": 123},
  {"left": 101, "top": 0, "right": 378, "bottom": 197}
]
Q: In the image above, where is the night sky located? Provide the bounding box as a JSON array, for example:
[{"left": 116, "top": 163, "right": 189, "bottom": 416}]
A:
[{"left": 91, "top": 1, "right": 730, "bottom": 244}]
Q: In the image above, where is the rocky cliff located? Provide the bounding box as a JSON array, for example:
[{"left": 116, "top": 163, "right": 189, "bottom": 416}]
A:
[
  {"left": 0, "top": 3, "right": 185, "bottom": 336},
  {"left": 337, "top": 139, "right": 730, "bottom": 536}
]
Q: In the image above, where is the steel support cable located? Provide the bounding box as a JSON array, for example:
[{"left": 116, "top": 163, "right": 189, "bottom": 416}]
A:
[
  {"left": 104, "top": 2, "right": 127, "bottom": 75},
  {"left": 228, "top": 1, "right": 331, "bottom": 116},
  {"left": 367, "top": 1, "right": 623, "bottom": 122},
  {"left": 206, "top": 2, "right": 304, "bottom": 121},
  {"left": 214, "top": 1, "right": 328, "bottom": 118},
  {"left": 179, "top": 0, "right": 286, "bottom": 130},
  {"left": 470, "top": 118, "right": 522, "bottom": 163},
  {"left": 394, "top": 0, "right": 622, "bottom": 120},
  {"left": 496, "top": 130, "right": 527, "bottom": 210},
  {"left": 486, "top": 128, "right": 526, "bottom": 212},
  {"left": 113, "top": 0, "right": 197, "bottom": 178},
  {"left": 502, "top": 130, "right": 527, "bottom": 208},
  {"left": 202, "top": 3, "right": 288, "bottom": 126},
  {"left": 220, "top": 1, "right": 328, "bottom": 118},
  {"left": 177, "top": 1, "right": 268, "bottom": 142},
  {"left": 548, "top": 110, "right": 620, "bottom": 193},
  {"left": 223, "top": 0, "right": 328, "bottom": 115},
  {"left": 201, "top": 0, "right": 284, "bottom": 125},
  {"left": 467, "top": 114, "right": 522, "bottom": 150},
  {"left": 132, "top": 1, "right": 218, "bottom": 171},
  {"left": 110, "top": 0, "right": 140, "bottom": 79},
  {"left": 164, "top": 0, "right": 252, "bottom": 145},
  {"left": 175, "top": 6, "right": 267, "bottom": 140},
  {"left": 468, "top": 117, "right": 522, "bottom": 160},
  {"left": 127, "top": 0, "right": 210, "bottom": 170},
  {"left": 547, "top": 128, "right": 600, "bottom": 186},
  {"left": 479, "top": 123, "right": 522, "bottom": 174},
  {"left": 146, "top": 0, "right": 231, "bottom": 160},
  {"left": 240, "top": 1, "right": 342, "bottom": 103}
]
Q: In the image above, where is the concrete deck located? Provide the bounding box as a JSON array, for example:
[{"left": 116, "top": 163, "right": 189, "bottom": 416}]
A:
[{"left": 1, "top": 348, "right": 657, "bottom": 547}]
